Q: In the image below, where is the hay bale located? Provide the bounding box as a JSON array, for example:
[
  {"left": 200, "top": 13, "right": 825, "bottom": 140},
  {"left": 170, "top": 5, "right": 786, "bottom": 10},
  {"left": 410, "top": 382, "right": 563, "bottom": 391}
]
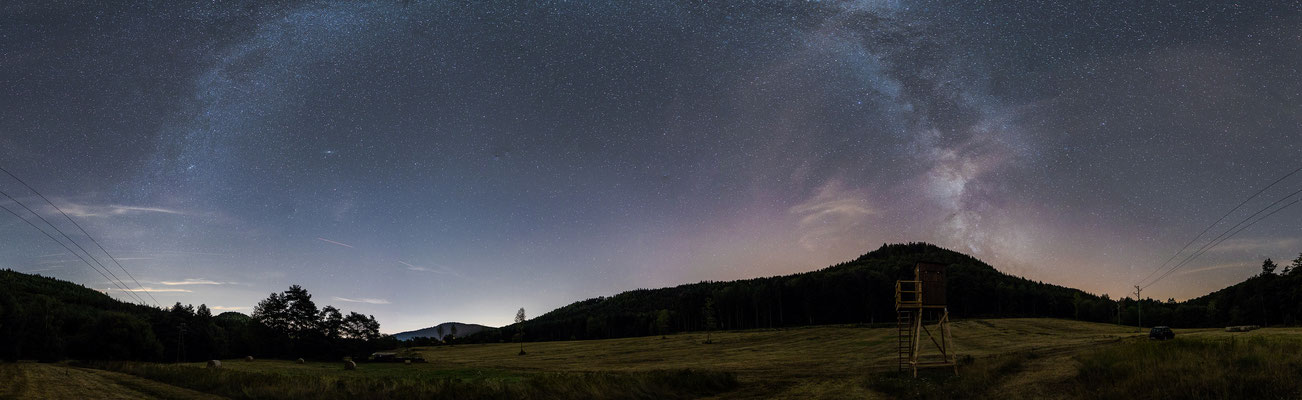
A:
[
  {"left": 296, "top": 358, "right": 305, "bottom": 364},
  {"left": 404, "top": 359, "right": 412, "bottom": 365},
  {"left": 206, "top": 360, "right": 222, "bottom": 369},
  {"left": 344, "top": 360, "right": 357, "bottom": 370},
  {"left": 245, "top": 356, "right": 254, "bottom": 362}
]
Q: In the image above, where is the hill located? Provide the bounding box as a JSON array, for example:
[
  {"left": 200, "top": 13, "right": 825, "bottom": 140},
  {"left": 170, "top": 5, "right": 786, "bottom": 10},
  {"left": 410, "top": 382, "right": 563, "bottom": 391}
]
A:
[
  {"left": 471, "top": 243, "right": 1124, "bottom": 342},
  {"left": 393, "top": 322, "right": 491, "bottom": 341}
]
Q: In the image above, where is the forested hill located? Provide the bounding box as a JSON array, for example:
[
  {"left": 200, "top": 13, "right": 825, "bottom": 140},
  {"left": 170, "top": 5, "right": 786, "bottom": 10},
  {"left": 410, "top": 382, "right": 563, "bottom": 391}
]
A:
[
  {"left": 475, "top": 243, "right": 1117, "bottom": 342},
  {"left": 0, "top": 269, "right": 394, "bottom": 362}
]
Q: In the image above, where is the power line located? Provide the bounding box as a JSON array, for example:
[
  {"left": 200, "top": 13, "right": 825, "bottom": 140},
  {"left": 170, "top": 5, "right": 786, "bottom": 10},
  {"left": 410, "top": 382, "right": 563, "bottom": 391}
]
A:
[
  {"left": 0, "top": 188, "right": 147, "bottom": 305},
  {"left": 1142, "top": 190, "right": 1302, "bottom": 290},
  {"left": 0, "top": 166, "right": 160, "bottom": 306},
  {"left": 1144, "top": 186, "right": 1302, "bottom": 288},
  {"left": 0, "top": 202, "right": 140, "bottom": 300},
  {"left": 1134, "top": 164, "right": 1302, "bottom": 287}
]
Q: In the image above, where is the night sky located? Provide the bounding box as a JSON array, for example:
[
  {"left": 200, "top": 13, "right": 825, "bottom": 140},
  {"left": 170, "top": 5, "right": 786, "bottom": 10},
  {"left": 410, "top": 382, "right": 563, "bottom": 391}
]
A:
[{"left": 2, "top": 1, "right": 1300, "bottom": 331}]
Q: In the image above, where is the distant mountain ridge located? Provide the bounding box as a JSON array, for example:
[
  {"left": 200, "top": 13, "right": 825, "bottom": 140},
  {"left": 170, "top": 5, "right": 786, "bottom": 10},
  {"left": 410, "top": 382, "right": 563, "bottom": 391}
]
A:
[{"left": 393, "top": 322, "right": 490, "bottom": 341}]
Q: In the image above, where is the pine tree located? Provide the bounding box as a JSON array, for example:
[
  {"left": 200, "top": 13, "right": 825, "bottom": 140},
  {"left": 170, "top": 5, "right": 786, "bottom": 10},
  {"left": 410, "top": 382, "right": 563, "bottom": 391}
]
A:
[
  {"left": 1286, "top": 253, "right": 1302, "bottom": 276},
  {"left": 515, "top": 308, "right": 527, "bottom": 355}
]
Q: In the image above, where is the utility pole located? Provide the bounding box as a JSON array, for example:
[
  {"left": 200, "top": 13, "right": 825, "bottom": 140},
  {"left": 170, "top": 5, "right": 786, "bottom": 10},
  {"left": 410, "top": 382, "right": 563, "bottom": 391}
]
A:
[
  {"left": 1116, "top": 302, "right": 1122, "bottom": 325},
  {"left": 1134, "top": 286, "right": 1142, "bottom": 332},
  {"left": 177, "top": 323, "right": 187, "bottom": 363}
]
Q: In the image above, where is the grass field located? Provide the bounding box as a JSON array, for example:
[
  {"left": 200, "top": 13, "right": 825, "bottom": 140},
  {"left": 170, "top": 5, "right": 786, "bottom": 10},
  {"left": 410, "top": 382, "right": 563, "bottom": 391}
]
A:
[{"left": 4, "top": 319, "right": 1300, "bottom": 399}]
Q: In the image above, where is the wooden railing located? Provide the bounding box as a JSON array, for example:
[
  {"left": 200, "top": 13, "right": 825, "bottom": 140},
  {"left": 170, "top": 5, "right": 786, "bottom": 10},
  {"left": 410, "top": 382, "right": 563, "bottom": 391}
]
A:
[{"left": 895, "top": 280, "right": 921, "bottom": 309}]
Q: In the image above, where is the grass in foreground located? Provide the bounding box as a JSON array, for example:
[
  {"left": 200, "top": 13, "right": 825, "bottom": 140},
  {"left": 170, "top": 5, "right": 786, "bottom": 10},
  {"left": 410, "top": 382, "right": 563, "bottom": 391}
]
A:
[
  {"left": 868, "top": 328, "right": 1302, "bottom": 400},
  {"left": 0, "top": 362, "right": 220, "bottom": 400},
  {"left": 79, "top": 361, "right": 736, "bottom": 400},
  {"left": 19, "top": 320, "right": 1298, "bottom": 399},
  {"left": 1073, "top": 336, "right": 1302, "bottom": 400}
]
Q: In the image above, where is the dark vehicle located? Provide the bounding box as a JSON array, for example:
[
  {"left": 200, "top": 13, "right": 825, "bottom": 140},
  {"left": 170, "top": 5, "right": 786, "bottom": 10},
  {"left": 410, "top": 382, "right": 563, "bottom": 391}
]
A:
[{"left": 1149, "top": 326, "right": 1175, "bottom": 340}]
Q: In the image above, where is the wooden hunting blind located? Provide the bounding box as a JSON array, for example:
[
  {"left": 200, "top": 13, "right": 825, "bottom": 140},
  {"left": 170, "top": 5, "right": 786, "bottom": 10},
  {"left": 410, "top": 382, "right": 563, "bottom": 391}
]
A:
[
  {"left": 894, "top": 262, "right": 957, "bottom": 377},
  {"left": 916, "top": 262, "right": 946, "bottom": 306}
]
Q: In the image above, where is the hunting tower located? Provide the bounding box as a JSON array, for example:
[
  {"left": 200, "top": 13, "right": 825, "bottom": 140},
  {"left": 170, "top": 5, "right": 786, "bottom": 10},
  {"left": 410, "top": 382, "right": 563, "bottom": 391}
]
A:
[{"left": 894, "top": 262, "right": 957, "bottom": 377}]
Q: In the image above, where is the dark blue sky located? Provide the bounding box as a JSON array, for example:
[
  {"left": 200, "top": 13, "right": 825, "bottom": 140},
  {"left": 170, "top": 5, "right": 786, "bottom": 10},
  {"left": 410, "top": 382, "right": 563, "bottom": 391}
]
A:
[{"left": 2, "top": 1, "right": 1300, "bottom": 331}]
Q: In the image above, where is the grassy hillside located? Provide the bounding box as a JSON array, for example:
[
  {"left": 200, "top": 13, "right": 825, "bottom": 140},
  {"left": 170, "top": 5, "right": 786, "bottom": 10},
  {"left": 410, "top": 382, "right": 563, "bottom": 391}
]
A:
[{"left": 481, "top": 243, "right": 1120, "bottom": 342}]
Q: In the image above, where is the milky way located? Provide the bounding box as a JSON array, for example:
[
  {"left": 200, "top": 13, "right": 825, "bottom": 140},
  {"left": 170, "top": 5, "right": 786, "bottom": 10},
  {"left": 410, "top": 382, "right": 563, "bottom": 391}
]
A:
[{"left": 2, "top": 1, "right": 1299, "bottom": 330}]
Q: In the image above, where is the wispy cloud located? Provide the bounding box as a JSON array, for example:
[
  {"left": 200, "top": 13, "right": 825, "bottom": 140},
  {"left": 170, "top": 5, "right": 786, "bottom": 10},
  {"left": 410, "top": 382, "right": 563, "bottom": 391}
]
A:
[
  {"left": 156, "top": 279, "right": 231, "bottom": 286},
  {"left": 1173, "top": 262, "right": 1256, "bottom": 277},
  {"left": 115, "top": 250, "right": 235, "bottom": 257},
  {"left": 1208, "top": 237, "right": 1302, "bottom": 254},
  {"left": 398, "top": 260, "right": 462, "bottom": 277},
  {"left": 790, "top": 179, "right": 874, "bottom": 251},
  {"left": 316, "top": 237, "right": 355, "bottom": 248},
  {"left": 210, "top": 306, "right": 247, "bottom": 311},
  {"left": 53, "top": 202, "right": 187, "bottom": 218},
  {"left": 113, "top": 287, "right": 193, "bottom": 293},
  {"left": 332, "top": 296, "right": 390, "bottom": 305},
  {"left": 23, "top": 266, "right": 64, "bottom": 273}
]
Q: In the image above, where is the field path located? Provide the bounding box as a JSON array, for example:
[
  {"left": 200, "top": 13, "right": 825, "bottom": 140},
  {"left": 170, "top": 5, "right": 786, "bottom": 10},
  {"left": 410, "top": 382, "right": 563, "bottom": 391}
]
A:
[{"left": 0, "top": 362, "right": 223, "bottom": 400}]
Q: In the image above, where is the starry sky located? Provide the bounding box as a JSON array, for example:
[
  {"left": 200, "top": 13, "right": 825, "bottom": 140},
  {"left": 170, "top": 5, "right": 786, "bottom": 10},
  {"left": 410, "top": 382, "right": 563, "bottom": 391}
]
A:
[{"left": 2, "top": 1, "right": 1300, "bottom": 331}]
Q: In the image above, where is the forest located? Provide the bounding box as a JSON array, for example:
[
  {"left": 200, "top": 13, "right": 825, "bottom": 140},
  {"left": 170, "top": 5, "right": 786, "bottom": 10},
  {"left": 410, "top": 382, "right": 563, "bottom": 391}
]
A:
[
  {"left": 466, "top": 243, "right": 1302, "bottom": 343},
  {"left": 0, "top": 271, "right": 395, "bottom": 362}
]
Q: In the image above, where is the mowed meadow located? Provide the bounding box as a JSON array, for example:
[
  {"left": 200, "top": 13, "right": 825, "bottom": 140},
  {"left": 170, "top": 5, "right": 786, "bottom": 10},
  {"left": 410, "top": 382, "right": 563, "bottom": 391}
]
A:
[{"left": 13, "top": 318, "right": 1300, "bottom": 399}]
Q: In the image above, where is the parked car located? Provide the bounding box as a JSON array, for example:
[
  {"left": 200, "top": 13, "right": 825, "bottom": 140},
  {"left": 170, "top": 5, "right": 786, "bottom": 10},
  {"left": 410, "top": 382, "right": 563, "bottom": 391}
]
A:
[{"left": 1149, "top": 326, "right": 1175, "bottom": 340}]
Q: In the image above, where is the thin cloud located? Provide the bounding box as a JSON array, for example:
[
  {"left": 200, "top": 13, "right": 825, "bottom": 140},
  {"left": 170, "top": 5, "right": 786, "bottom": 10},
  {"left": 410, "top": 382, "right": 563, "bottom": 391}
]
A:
[
  {"left": 332, "top": 296, "right": 390, "bottom": 305},
  {"left": 1173, "top": 262, "right": 1256, "bottom": 277},
  {"left": 53, "top": 202, "right": 187, "bottom": 218},
  {"left": 398, "top": 260, "right": 462, "bottom": 277},
  {"left": 210, "top": 306, "right": 247, "bottom": 311},
  {"left": 113, "top": 287, "right": 193, "bottom": 293},
  {"left": 1208, "top": 237, "right": 1302, "bottom": 254},
  {"left": 790, "top": 179, "right": 875, "bottom": 251},
  {"left": 156, "top": 279, "right": 230, "bottom": 286},
  {"left": 24, "top": 266, "right": 64, "bottom": 273},
  {"left": 316, "top": 237, "right": 355, "bottom": 248}
]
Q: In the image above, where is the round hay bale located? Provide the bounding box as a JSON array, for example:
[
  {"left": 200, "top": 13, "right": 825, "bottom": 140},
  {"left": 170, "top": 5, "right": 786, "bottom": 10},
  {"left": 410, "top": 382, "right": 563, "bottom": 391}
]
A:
[
  {"left": 296, "top": 358, "right": 305, "bottom": 364},
  {"left": 404, "top": 359, "right": 411, "bottom": 365},
  {"left": 344, "top": 360, "right": 357, "bottom": 370},
  {"left": 245, "top": 356, "right": 254, "bottom": 362},
  {"left": 206, "top": 360, "right": 222, "bottom": 369}
]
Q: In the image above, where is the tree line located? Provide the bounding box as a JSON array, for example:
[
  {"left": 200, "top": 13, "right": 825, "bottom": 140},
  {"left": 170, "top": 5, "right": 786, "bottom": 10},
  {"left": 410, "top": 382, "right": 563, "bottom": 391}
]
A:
[
  {"left": 1128, "top": 254, "right": 1302, "bottom": 328},
  {"left": 0, "top": 270, "right": 394, "bottom": 362}
]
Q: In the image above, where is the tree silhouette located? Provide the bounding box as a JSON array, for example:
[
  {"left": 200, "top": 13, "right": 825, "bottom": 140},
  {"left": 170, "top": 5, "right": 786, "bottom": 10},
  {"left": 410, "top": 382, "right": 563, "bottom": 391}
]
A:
[
  {"left": 319, "top": 306, "right": 343, "bottom": 339},
  {"left": 1285, "top": 253, "right": 1302, "bottom": 276},
  {"left": 1263, "top": 258, "right": 1278, "bottom": 275},
  {"left": 655, "top": 309, "right": 671, "bottom": 339},
  {"left": 515, "top": 308, "right": 527, "bottom": 355}
]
